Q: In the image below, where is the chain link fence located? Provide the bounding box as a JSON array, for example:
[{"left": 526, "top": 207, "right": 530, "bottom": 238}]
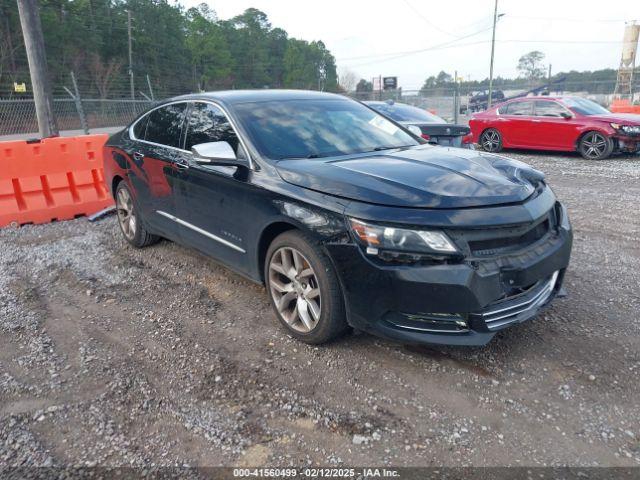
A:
[
  {"left": 348, "top": 80, "right": 636, "bottom": 123},
  {"left": 1, "top": 79, "right": 636, "bottom": 137},
  {"left": 0, "top": 98, "right": 155, "bottom": 136}
]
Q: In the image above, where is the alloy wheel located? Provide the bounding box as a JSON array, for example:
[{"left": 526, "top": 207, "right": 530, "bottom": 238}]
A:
[
  {"left": 481, "top": 129, "right": 501, "bottom": 152},
  {"left": 581, "top": 132, "right": 608, "bottom": 159},
  {"left": 116, "top": 187, "right": 136, "bottom": 240},
  {"left": 268, "top": 246, "right": 321, "bottom": 333}
]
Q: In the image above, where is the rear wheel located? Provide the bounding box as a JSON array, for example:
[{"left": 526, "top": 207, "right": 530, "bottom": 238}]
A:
[
  {"left": 115, "top": 182, "right": 160, "bottom": 248},
  {"left": 578, "top": 131, "right": 613, "bottom": 160},
  {"left": 480, "top": 128, "right": 503, "bottom": 152},
  {"left": 265, "top": 231, "right": 347, "bottom": 344}
]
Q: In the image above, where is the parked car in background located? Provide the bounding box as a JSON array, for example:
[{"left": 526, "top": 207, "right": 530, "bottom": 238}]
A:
[
  {"left": 105, "top": 90, "right": 571, "bottom": 347},
  {"left": 461, "top": 89, "right": 505, "bottom": 113},
  {"left": 470, "top": 96, "right": 640, "bottom": 160},
  {"left": 365, "top": 100, "right": 473, "bottom": 149}
]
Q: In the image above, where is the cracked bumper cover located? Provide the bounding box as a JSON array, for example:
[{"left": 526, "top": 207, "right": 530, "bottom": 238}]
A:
[{"left": 326, "top": 221, "right": 572, "bottom": 347}]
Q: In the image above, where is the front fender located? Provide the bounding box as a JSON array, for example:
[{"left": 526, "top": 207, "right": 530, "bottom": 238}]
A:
[{"left": 574, "top": 125, "right": 616, "bottom": 147}]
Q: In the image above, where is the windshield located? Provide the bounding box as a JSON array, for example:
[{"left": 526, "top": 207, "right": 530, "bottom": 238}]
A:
[
  {"left": 233, "top": 99, "right": 420, "bottom": 160},
  {"left": 368, "top": 102, "right": 446, "bottom": 123},
  {"left": 563, "top": 97, "right": 610, "bottom": 116}
]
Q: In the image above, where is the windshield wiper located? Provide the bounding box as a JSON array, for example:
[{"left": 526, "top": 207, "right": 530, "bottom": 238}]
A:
[
  {"left": 372, "top": 146, "right": 396, "bottom": 151},
  {"left": 368, "top": 144, "right": 414, "bottom": 152},
  {"left": 278, "top": 152, "right": 326, "bottom": 160}
]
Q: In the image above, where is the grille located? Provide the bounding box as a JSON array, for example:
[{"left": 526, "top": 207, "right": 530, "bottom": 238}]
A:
[
  {"left": 446, "top": 208, "right": 557, "bottom": 259},
  {"left": 477, "top": 271, "right": 559, "bottom": 331},
  {"left": 468, "top": 219, "right": 550, "bottom": 256}
]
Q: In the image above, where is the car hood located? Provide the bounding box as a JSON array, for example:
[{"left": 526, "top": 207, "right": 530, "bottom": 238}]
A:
[
  {"left": 588, "top": 113, "right": 640, "bottom": 124},
  {"left": 275, "top": 145, "right": 544, "bottom": 209}
]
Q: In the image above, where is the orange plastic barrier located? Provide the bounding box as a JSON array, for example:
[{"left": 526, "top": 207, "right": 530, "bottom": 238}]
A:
[
  {"left": 610, "top": 99, "right": 640, "bottom": 114},
  {"left": 0, "top": 134, "right": 114, "bottom": 227}
]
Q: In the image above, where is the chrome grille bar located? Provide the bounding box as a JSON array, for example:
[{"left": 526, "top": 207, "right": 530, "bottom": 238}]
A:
[{"left": 482, "top": 271, "right": 559, "bottom": 331}]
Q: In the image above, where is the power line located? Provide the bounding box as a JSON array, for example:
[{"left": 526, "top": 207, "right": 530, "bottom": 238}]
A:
[
  {"left": 507, "top": 15, "right": 630, "bottom": 24},
  {"left": 338, "top": 24, "right": 495, "bottom": 65},
  {"left": 339, "top": 36, "right": 624, "bottom": 69},
  {"left": 345, "top": 40, "right": 491, "bottom": 69},
  {"left": 401, "top": 0, "right": 460, "bottom": 38},
  {"left": 498, "top": 39, "right": 623, "bottom": 44}
]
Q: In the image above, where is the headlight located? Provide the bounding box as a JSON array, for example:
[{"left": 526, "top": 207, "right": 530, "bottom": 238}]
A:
[
  {"left": 610, "top": 123, "right": 640, "bottom": 135},
  {"left": 348, "top": 218, "right": 459, "bottom": 261}
]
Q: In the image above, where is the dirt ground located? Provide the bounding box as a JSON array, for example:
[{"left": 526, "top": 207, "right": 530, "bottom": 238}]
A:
[{"left": 1, "top": 150, "right": 639, "bottom": 469}]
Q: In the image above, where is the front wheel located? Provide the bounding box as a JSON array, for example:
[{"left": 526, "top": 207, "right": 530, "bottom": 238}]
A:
[
  {"left": 265, "top": 231, "right": 347, "bottom": 344},
  {"left": 578, "top": 131, "right": 613, "bottom": 160},
  {"left": 115, "top": 182, "right": 160, "bottom": 248},
  {"left": 479, "top": 128, "right": 503, "bottom": 152}
]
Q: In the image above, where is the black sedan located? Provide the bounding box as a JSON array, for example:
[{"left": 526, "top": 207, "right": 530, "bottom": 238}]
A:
[
  {"left": 104, "top": 90, "right": 572, "bottom": 347},
  {"left": 364, "top": 100, "right": 473, "bottom": 148}
]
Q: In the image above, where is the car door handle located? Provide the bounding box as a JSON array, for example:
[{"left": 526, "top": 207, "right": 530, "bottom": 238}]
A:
[
  {"left": 531, "top": 119, "right": 542, "bottom": 123},
  {"left": 133, "top": 151, "right": 144, "bottom": 161},
  {"left": 174, "top": 157, "right": 189, "bottom": 171}
]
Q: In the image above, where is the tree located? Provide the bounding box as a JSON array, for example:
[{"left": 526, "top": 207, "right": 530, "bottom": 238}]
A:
[
  {"left": 356, "top": 79, "right": 373, "bottom": 92},
  {"left": 421, "top": 76, "right": 437, "bottom": 91},
  {"left": 517, "top": 51, "right": 546, "bottom": 82},
  {"left": 420, "top": 71, "right": 452, "bottom": 92},
  {"left": 338, "top": 68, "right": 357, "bottom": 92},
  {"left": 267, "top": 27, "right": 289, "bottom": 87},
  {"left": 1, "top": 0, "right": 341, "bottom": 97},
  {"left": 313, "top": 41, "right": 338, "bottom": 91},
  {"left": 224, "top": 8, "right": 272, "bottom": 88},
  {"left": 435, "top": 71, "right": 453, "bottom": 85},
  {"left": 283, "top": 39, "right": 337, "bottom": 91},
  {"left": 186, "top": 5, "right": 233, "bottom": 90},
  {"left": 89, "top": 54, "right": 122, "bottom": 99}
]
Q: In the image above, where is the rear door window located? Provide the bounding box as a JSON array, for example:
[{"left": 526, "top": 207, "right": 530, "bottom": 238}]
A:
[
  {"left": 144, "top": 103, "right": 188, "bottom": 148},
  {"left": 534, "top": 101, "right": 567, "bottom": 117},
  {"left": 505, "top": 101, "right": 534, "bottom": 116}
]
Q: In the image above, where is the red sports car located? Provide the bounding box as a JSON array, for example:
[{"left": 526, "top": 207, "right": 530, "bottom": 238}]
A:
[{"left": 469, "top": 96, "right": 640, "bottom": 160}]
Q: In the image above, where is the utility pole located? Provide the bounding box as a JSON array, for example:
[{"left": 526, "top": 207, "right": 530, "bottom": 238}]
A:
[
  {"left": 17, "top": 0, "right": 59, "bottom": 137},
  {"left": 146, "top": 74, "right": 154, "bottom": 101},
  {"left": 453, "top": 70, "right": 459, "bottom": 124},
  {"left": 127, "top": 10, "right": 134, "bottom": 100},
  {"left": 487, "top": 0, "right": 499, "bottom": 109}
]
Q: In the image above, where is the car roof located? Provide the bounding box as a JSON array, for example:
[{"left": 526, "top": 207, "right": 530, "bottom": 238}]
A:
[
  {"left": 166, "top": 89, "right": 347, "bottom": 107},
  {"left": 504, "top": 96, "right": 579, "bottom": 102}
]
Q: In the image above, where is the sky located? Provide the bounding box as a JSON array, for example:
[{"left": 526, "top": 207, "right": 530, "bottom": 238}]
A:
[{"left": 182, "top": 0, "right": 638, "bottom": 90}]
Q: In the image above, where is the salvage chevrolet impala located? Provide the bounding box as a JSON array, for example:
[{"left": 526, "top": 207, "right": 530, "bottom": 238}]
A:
[{"left": 104, "top": 90, "right": 572, "bottom": 346}]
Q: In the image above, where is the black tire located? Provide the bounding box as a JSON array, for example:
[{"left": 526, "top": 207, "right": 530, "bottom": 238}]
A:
[
  {"left": 115, "top": 182, "right": 160, "bottom": 248},
  {"left": 578, "top": 131, "right": 614, "bottom": 160},
  {"left": 265, "top": 230, "right": 347, "bottom": 344},
  {"left": 479, "top": 128, "right": 503, "bottom": 152}
]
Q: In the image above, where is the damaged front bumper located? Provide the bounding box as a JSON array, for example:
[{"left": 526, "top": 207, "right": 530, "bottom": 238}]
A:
[{"left": 328, "top": 199, "right": 573, "bottom": 347}]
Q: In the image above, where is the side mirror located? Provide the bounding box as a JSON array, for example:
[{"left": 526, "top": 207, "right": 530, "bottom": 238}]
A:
[
  {"left": 191, "top": 141, "right": 248, "bottom": 167},
  {"left": 407, "top": 125, "right": 423, "bottom": 137},
  {"left": 560, "top": 112, "right": 573, "bottom": 120}
]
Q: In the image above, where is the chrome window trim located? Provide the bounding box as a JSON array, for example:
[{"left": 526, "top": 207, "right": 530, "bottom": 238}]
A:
[
  {"left": 156, "top": 210, "right": 246, "bottom": 253},
  {"left": 129, "top": 98, "right": 254, "bottom": 170},
  {"left": 129, "top": 100, "right": 191, "bottom": 153}
]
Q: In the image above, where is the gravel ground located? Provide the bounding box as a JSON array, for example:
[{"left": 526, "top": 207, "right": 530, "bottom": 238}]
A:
[{"left": 1, "top": 150, "right": 639, "bottom": 469}]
